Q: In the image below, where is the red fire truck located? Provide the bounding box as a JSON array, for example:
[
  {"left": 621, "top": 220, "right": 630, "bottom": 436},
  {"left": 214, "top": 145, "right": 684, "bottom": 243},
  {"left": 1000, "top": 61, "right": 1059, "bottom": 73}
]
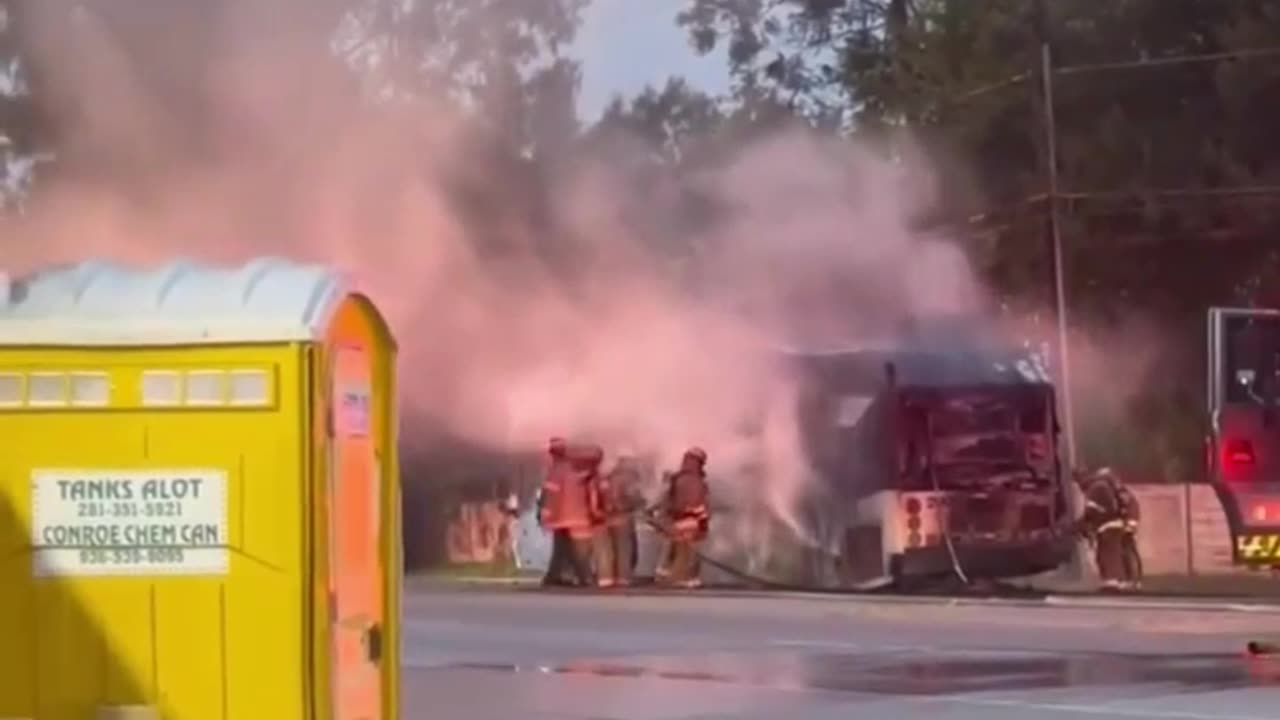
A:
[{"left": 1206, "top": 307, "right": 1280, "bottom": 565}]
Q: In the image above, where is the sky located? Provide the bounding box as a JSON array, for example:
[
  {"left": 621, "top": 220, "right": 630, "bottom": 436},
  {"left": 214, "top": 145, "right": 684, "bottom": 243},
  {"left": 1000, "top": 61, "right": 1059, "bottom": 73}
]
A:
[
  {"left": 0, "top": 0, "right": 728, "bottom": 126},
  {"left": 572, "top": 0, "right": 729, "bottom": 122}
]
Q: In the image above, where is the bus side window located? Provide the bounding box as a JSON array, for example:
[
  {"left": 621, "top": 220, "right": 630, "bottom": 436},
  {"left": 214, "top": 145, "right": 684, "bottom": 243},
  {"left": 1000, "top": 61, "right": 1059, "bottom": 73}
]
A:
[
  {"left": 901, "top": 404, "right": 927, "bottom": 477},
  {"left": 1019, "top": 395, "right": 1048, "bottom": 434}
]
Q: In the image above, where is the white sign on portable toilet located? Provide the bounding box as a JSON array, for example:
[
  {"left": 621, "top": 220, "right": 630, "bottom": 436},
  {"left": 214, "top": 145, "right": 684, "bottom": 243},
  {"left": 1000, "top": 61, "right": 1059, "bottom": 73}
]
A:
[{"left": 30, "top": 468, "right": 229, "bottom": 577}]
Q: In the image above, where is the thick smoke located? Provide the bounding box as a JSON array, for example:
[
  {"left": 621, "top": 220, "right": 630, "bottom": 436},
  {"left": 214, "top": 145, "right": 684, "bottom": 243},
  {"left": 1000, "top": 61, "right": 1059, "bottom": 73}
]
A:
[{"left": 6, "top": 1, "right": 1167, "bottom": 547}]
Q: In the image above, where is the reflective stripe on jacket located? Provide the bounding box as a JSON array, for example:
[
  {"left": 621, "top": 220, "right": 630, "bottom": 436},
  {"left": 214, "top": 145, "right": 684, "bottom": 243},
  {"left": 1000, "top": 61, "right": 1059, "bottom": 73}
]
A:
[
  {"left": 541, "top": 458, "right": 600, "bottom": 534},
  {"left": 1096, "top": 519, "right": 1127, "bottom": 533},
  {"left": 669, "top": 470, "right": 709, "bottom": 517},
  {"left": 600, "top": 465, "right": 644, "bottom": 528},
  {"left": 666, "top": 469, "right": 710, "bottom": 540},
  {"left": 538, "top": 458, "right": 571, "bottom": 527},
  {"left": 1082, "top": 480, "right": 1122, "bottom": 531}
]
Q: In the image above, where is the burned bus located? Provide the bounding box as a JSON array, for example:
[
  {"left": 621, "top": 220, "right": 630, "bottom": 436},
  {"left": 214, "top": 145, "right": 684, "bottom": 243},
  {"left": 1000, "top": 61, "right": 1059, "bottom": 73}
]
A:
[
  {"left": 1207, "top": 307, "right": 1280, "bottom": 565},
  {"left": 785, "top": 346, "right": 1076, "bottom": 589}
]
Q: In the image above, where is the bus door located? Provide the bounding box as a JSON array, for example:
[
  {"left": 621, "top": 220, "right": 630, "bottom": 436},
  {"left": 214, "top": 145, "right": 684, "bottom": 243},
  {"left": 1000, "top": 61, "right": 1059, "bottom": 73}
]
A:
[{"left": 1207, "top": 306, "right": 1280, "bottom": 565}]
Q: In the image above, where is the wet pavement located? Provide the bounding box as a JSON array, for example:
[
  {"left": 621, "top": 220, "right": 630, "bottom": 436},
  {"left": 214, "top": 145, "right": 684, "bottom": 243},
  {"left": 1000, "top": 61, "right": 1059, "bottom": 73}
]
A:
[{"left": 403, "top": 583, "right": 1280, "bottom": 719}]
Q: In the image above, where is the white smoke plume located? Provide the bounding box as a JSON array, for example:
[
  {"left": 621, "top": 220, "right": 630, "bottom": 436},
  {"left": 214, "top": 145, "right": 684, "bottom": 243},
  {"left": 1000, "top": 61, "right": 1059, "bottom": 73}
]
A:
[{"left": 0, "top": 1, "right": 1074, "bottom": 545}]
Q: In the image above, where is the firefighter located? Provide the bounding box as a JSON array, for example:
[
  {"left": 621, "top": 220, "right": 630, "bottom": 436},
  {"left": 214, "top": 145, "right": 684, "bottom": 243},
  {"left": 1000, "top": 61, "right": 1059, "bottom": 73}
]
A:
[
  {"left": 651, "top": 447, "right": 711, "bottom": 589},
  {"left": 1075, "top": 466, "right": 1137, "bottom": 592},
  {"left": 568, "top": 443, "right": 606, "bottom": 586},
  {"left": 595, "top": 452, "right": 645, "bottom": 588},
  {"left": 538, "top": 438, "right": 598, "bottom": 587},
  {"left": 538, "top": 437, "right": 575, "bottom": 587},
  {"left": 1112, "top": 470, "right": 1144, "bottom": 590}
]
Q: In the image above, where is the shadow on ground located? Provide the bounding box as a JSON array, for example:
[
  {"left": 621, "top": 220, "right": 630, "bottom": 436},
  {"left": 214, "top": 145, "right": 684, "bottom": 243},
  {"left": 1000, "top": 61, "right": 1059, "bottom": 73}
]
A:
[{"left": 442, "top": 649, "right": 1280, "bottom": 697}]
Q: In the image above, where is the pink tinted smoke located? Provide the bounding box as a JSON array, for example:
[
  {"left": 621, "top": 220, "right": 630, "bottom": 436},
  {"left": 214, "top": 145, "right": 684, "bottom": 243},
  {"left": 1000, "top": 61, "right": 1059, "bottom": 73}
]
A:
[{"left": 4, "top": 2, "right": 1030, "bottom": 541}]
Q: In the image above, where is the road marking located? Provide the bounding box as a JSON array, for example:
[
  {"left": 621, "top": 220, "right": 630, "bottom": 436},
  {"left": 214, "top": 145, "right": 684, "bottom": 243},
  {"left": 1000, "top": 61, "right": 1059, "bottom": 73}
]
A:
[
  {"left": 407, "top": 652, "right": 1274, "bottom": 719},
  {"left": 1044, "top": 596, "right": 1280, "bottom": 615},
  {"left": 944, "top": 696, "right": 1273, "bottom": 720},
  {"left": 768, "top": 638, "right": 921, "bottom": 650},
  {"left": 768, "top": 639, "right": 1058, "bottom": 657}
]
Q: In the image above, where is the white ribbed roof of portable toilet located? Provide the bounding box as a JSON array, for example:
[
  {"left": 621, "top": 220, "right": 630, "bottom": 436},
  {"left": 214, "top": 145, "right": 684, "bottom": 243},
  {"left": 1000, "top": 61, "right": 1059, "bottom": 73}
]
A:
[{"left": 0, "top": 257, "right": 351, "bottom": 346}]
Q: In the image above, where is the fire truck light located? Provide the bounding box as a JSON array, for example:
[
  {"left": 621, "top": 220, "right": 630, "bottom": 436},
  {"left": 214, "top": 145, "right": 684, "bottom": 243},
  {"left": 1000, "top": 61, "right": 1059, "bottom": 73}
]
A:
[
  {"left": 1225, "top": 438, "right": 1256, "bottom": 468},
  {"left": 1247, "top": 499, "right": 1280, "bottom": 525}
]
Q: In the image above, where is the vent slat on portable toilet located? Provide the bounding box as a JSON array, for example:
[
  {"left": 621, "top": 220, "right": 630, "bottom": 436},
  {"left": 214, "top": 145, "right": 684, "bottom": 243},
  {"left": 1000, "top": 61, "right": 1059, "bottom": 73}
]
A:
[{"left": 0, "top": 258, "right": 401, "bottom": 720}]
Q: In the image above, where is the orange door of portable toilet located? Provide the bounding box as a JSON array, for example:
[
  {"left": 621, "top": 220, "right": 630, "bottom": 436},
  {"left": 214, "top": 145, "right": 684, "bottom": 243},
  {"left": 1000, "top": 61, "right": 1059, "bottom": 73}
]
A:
[{"left": 330, "top": 344, "right": 384, "bottom": 719}]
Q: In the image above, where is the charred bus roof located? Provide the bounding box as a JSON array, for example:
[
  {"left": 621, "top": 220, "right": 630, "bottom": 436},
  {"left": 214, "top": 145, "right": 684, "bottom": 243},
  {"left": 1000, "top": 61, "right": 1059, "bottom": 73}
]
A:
[{"left": 779, "top": 347, "right": 1054, "bottom": 395}]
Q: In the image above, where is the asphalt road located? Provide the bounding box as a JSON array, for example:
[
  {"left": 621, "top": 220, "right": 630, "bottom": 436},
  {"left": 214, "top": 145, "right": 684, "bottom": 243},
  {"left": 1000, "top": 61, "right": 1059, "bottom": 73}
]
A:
[{"left": 403, "top": 581, "right": 1280, "bottom": 720}]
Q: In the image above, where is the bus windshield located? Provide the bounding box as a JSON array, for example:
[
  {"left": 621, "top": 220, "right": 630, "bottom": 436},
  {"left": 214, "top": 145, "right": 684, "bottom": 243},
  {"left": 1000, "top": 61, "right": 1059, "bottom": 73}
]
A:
[
  {"left": 931, "top": 392, "right": 1044, "bottom": 462},
  {"left": 900, "top": 387, "right": 1055, "bottom": 490}
]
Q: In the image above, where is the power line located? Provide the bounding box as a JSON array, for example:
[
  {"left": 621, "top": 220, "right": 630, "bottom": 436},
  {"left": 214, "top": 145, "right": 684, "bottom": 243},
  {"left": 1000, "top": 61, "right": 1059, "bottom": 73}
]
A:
[
  {"left": 950, "top": 72, "right": 1031, "bottom": 102},
  {"left": 921, "top": 187, "right": 1280, "bottom": 238},
  {"left": 1055, "top": 46, "right": 1280, "bottom": 76},
  {"left": 942, "top": 45, "right": 1280, "bottom": 209},
  {"left": 1058, "top": 185, "right": 1280, "bottom": 202},
  {"left": 920, "top": 41, "right": 1280, "bottom": 237},
  {"left": 944, "top": 45, "right": 1280, "bottom": 104}
]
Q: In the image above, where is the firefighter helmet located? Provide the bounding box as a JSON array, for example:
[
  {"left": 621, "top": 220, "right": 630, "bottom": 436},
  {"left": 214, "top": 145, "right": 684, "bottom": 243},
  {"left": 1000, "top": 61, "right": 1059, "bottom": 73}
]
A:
[{"left": 1093, "top": 466, "right": 1119, "bottom": 485}]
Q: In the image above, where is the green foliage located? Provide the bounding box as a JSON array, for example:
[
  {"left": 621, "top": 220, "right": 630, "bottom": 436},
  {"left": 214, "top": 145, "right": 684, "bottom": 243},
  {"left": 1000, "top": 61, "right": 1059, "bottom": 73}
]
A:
[
  {"left": 0, "top": 0, "right": 43, "bottom": 210},
  {"left": 590, "top": 77, "right": 725, "bottom": 166},
  {"left": 672, "top": 0, "right": 1280, "bottom": 480},
  {"left": 337, "top": 0, "right": 589, "bottom": 158}
]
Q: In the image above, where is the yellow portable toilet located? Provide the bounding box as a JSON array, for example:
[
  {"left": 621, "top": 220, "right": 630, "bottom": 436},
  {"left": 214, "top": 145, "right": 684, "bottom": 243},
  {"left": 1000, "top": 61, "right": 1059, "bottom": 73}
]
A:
[{"left": 0, "top": 258, "right": 401, "bottom": 720}]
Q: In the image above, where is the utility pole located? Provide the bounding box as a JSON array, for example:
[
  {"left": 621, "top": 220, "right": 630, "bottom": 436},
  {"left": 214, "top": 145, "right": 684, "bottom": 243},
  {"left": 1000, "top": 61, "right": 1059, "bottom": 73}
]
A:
[
  {"left": 1034, "top": 27, "right": 1085, "bottom": 586},
  {"left": 1040, "top": 42, "right": 1078, "bottom": 470}
]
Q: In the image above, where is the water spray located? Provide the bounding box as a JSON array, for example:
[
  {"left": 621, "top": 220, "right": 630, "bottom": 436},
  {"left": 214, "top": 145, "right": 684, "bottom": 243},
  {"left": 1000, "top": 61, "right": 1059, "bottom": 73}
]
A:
[{"left": 924, "top": 409, "right": 972, "bottom": 587}]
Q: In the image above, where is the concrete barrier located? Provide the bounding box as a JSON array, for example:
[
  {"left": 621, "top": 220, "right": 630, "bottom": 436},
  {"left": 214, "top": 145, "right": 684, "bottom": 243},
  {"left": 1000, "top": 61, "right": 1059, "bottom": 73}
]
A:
[{"left": 1129, "top": 482, "right": 1258, "bottom": 576}]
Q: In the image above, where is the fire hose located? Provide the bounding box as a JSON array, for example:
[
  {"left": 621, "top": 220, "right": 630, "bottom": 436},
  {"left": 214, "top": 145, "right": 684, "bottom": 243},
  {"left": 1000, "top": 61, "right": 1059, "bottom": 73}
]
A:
[
  {"left": 638, "top": 513, "right": 797, "bottom": 591},
  {"left": 636, "top": 511, "right": 904, "bottom": 593}
]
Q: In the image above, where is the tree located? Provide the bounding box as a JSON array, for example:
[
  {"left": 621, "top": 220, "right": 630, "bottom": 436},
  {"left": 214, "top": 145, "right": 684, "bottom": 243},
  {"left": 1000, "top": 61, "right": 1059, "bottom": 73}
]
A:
[
  {"left": 335, "top": 0, "right": 589, "bottom": 160},
  {"left": 0, "top": 0, "right": 49, "bottom": 211},
  {"left": 587, "top": 77, "right": 724, "bottom": 166},
  {"left": 678, "top": 0, "right": 1280, "bottom": 314},
  {"left": 676, "top": 0, "right": 1280, "bottom": 478},
  {"left": 1, "top": 0, "right": 596, "bottom": 260},
  {"left": 10, "top": 0, "right": 362, "bottom": 187}
]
